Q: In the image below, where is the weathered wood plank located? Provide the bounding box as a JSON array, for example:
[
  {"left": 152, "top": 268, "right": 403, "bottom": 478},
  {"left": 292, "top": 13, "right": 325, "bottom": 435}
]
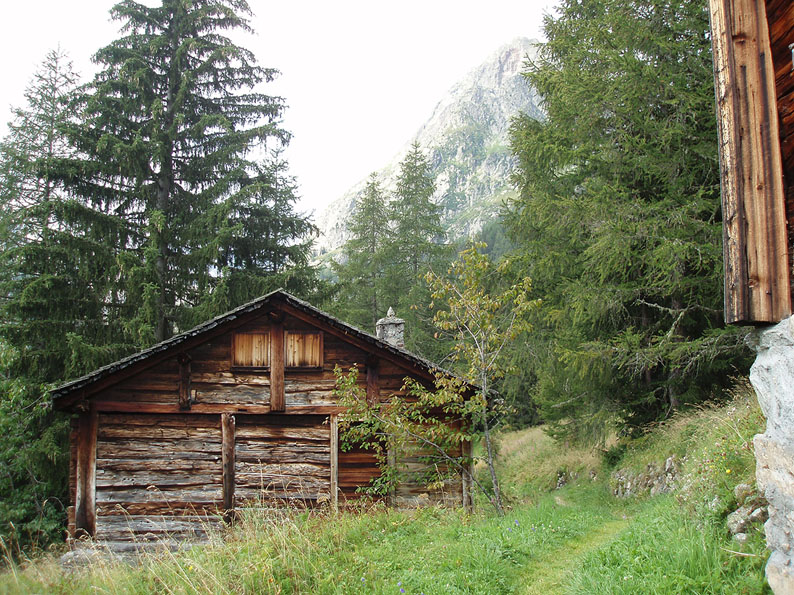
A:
[
  {"left": 330, "top": 414, "right": 339, "bottom": 511},
  {"left": 221, "top": 413, "right": 235, "bottom": 521},
  {"left": 270, "top": 321, "right": 285, "bottom": 411},
  {"left": 366, "top": 360, "right": 379, "bottom": 406},
  {"left": 235, "top": 444, "right": 330, "bottom": 465},
  {"left": 97, "top": 438, "right": 222, "bottom": 458},
  {"left": 96, "top": 472, "right": 220, "bottom": 489},
  {"left": 235, "top": 462, "right": 329, "bottom": 477},
  {"left": 93, "top": 401, "right": 273, "bottom": 415},
  {"left": 178, "top": 354, "right": 191, "bottom": 410},
  {"left": 75, "top": 407, "right": 98, "bottom": 536},
  {"left": 709, "top": 0, "right": 792, "bottom": 323},
  {"left": 234, "top": 425, "right": 329, "bottom": 441},
  {"left": 96, "top": 488, "right": 222, "bottom": 504}
]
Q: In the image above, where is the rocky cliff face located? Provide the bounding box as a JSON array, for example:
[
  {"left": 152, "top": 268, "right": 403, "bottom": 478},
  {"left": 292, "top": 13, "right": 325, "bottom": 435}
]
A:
[{"left": 314, "top": 37, "right": 543, "bottom": 255}]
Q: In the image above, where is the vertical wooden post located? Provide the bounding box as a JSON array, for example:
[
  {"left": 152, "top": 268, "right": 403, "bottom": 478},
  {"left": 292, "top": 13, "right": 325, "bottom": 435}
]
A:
[
  {"left": 330, "top": 414, "right": 339, "bottom": 512},
  {"left": 709, "top": 0, "right": 792, "bottom": 323},
  {"left": 74, "top": 406, "right": 98, "bottom": 537},
  {"left": 387, "top": 445, "right": 396, "bottom": 507},
  {"left": 270, "top": 320, "right": 285, "bottom": 412},
  {"left": 221, "top": 413, "right": 236, "bottom": 523},
  {"left": 178, "top": 353, "right": 192, "bottom": 410},
  {"left": 461, "top": 438, "right": 473, "bottom": 513},
  {"left": 366, "top": 358, "right": 379, "bottom": 406}
]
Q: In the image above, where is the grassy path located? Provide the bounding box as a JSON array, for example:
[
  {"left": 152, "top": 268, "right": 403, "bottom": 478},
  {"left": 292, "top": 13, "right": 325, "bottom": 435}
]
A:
[{"left": 519, "top": 515, "right": 631, "bottom": 595}]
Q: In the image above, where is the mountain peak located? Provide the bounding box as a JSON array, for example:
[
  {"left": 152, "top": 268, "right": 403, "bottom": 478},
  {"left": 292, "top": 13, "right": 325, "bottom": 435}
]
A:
[{"left": 314, "top": 38, "right": 543, "bottom": 256}]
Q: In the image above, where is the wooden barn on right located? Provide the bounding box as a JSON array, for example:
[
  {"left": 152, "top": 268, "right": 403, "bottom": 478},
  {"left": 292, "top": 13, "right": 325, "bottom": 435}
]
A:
[{"left": 709, "top": 1, "right": 794, "bottom": 592}]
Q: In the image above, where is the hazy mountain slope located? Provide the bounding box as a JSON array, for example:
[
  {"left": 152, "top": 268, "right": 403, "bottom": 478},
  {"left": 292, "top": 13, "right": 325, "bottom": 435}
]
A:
[{"left": 314, "top": 37, "right": 543, "bottom": 255}]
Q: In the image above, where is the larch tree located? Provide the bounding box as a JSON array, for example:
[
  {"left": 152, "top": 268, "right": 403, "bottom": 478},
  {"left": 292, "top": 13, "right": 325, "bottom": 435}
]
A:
[
  {"left": 65, "top": 0, "right": 315, "bottom": 345},
  {"left": 507, "top": 0, "right": 751, "bottom": 441}
]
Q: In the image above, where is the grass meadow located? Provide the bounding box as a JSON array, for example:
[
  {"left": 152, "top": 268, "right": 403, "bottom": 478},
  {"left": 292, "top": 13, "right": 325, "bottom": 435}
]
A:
[{"left": 0, "top": 381, "right": 772, "bottom": 594}]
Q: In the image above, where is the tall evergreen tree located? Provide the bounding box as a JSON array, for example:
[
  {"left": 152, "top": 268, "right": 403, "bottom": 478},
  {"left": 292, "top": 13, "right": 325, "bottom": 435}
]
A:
[
  {"left": 507, "top": 0, "right": 750, "bottom": 441},
  {"left": 0, "top": 49, "right": 130, "bottom": 548},
  {"left": 333, "top": 173, "right": 390, "bottom": 331},
  {"left": 382, "top": 142, "right": 449, "bottom": 358},
  {"left": 387, "top": 142, "right": 445, "bottom": 281},
  {"left": 65, "top": 0, "right": 315, "bottom": 345}
]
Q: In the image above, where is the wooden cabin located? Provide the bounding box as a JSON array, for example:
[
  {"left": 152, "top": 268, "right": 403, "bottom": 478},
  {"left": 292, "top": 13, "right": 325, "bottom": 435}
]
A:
[
  {"left": 52, "top": 290, "right": 471, "bottom": 548},
  {"left": 709, "top": 0, "right": 794, "bottom": 324}
]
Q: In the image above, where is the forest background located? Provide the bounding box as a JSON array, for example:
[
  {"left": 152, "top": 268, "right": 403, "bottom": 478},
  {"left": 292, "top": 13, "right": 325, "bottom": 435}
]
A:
[{"left": 0, "top": 0, "right": 751, "bottom": 549}]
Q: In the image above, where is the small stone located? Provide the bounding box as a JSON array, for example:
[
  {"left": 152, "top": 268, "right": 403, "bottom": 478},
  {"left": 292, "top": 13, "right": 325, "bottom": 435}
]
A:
[
  {"left": 733, "top": 532, "right": 749, "bottom": 544},
  {"left": 727, "top": 505, "right": 753, "bottom": 534},
  {"left": 734, "top": 483, "right": 753, "bottom": 506},
  {"left": 749, "top": 507, "right": 769, "bottom": 524}
]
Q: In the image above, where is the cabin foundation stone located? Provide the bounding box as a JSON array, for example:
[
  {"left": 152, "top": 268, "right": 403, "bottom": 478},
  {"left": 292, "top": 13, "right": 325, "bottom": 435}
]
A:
[{"left": 749, "top": 316, "right": 794, "bottom": 594}]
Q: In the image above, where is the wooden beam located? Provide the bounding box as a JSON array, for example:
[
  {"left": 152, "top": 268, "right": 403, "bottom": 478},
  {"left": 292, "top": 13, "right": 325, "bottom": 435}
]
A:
[
  {"left": 221, "top": 413, "right": 236, "bottom": 523},
  {"left": 710, "top": 0, "right": 792, "bottom": 323},
  {"left": 91, "top": 401, "right": 343, "bottom": 415},
  {"left": 330, "top": 414, "right": 339, "bottom": 512},
  {"left": 366, "top": 358, "right": 380, "bottom": 406},
  {"left": 461, "top": 438, "right": 473, "bottom": 513},
  {"left": 270, "top": 320, "right": 285, "bottom": 412},
  {"left": 178, "top": 353, "right": 192, "bottom": 410},
  {"left": 74, "top": 406, "right": 98, "bottom": 537}
]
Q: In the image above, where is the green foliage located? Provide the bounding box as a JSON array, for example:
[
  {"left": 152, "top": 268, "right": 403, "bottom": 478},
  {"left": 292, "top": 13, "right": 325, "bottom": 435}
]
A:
[
  {"left": 382, "top": 142, "right": 451, "bottom": 359},
  {"left": 507, "top": 0, "right": 751, "bottom": 441},
  {"left": 0, "top": 49, "right": 129, "bottom": 550},
  {"left": 334, "top": 365, "right": 474, "bottom": 499},
  {"left": 64, "top": 0, "right": 317, "bottom": 344},
  {"left": 332, "top": 173, "right": 390, "bottom": 331},
  {"left": 569, "top": 497, "right": 769, "bottom": 594},
  {"left": 0, "top": 343, "right": 69, "bottom": 552}
]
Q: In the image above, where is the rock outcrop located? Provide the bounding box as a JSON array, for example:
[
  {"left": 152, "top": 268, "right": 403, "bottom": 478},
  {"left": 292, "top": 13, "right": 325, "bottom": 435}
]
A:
[
  {"left": 748, "top": 317, "right": 794, "bottom": 594},
  {"left": 314, "top": 37, "right": 543, "bottom": 256},
  {"left": 612, "top": 455, "right": 682, "bottom": 498}
]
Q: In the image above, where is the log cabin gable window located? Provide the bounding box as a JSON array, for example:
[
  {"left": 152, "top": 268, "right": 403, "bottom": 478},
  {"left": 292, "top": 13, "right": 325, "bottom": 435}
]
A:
[
  {"left": 285, "top": 331, "right": 323, "bottom": 370},
  {"left": 231, "top": 332, "right": 271, "bottom": 370}
]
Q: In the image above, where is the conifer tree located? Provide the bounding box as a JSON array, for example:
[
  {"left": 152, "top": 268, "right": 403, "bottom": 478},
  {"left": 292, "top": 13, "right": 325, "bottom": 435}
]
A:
[
  {"left": 382, "top": 142, "right": 449, "bottom": 358},
  {"left": 65, "top": 0, "right": 315, "bottom": 344},
  {"left": 0, "top": 49, "right": 130, "bottom": 548},
  {"left": 334, "top": 173, "right": 390, "bottom": 330},
  {"left": 507, "top": 0, "right": 750, "bottom": 441}
]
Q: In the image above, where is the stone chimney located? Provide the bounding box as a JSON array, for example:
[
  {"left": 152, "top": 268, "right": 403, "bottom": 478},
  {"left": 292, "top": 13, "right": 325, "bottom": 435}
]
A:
[{"left": 376, "top": 307, "right": 405, "bottom": 348}]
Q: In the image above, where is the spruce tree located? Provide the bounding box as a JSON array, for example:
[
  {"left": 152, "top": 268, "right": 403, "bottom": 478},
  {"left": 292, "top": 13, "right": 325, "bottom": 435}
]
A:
[
  {"left": 507, "top": 0, "right": 750, "bottom": 441},
  {"left": 66, "top": 0, "right": 315, "bottom": 344},
  {"left": 333, "top": 173, "right": 390, "bottom": 331},
  {"left": 0, "top": 49, "right": 130, "bottom": 548},
  {"left": 382, "top": 142, "right": 449, "bottom": 357}
]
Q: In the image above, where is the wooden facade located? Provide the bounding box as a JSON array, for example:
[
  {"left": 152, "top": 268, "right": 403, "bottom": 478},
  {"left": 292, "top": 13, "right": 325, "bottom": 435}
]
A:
[
  {"left": 53, "top": 291, "right": 470, "bottom": 549},
  {"left": 709, "top": 0, "right": 794, "bottom": 324}
]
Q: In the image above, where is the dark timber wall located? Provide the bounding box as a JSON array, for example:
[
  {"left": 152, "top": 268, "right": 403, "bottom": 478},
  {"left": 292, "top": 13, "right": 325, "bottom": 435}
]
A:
[{"left": 60, "top": 294, "right": 469, "bottom": 547}]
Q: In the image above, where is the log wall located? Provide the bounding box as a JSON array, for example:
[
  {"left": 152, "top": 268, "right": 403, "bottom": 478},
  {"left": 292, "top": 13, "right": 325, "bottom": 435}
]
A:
[
  {"left": 766, "top": 0, "right": 794, "bottom": 299},
  {"left": 709, "top": 0, "right": 793, "bottom": 323},
  {"left": 68, "top": 307, "right": 468, "bottom": 545}
]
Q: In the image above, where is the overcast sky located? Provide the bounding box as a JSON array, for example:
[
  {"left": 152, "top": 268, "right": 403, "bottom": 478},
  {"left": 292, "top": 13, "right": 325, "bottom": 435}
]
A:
[{"left": 0, "top": 0, "right": 555, "bottom": 216}]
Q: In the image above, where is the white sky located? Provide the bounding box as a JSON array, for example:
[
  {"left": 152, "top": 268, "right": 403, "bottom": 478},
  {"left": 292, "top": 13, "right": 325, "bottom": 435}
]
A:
[{"left": 0, "top": 0, "right": 555, "bottom": 216}]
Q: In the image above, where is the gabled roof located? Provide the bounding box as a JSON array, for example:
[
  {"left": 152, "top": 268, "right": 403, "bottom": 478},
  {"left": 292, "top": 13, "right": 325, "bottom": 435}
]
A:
[{"left": 52, "top": 289, "right": 459, "bottom": 409}]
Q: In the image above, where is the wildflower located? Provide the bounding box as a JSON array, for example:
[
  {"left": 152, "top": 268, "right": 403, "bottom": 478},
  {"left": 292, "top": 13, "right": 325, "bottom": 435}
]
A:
[
  {"left": 514, "top": 520, "right": 519, "bottom": 526},
  {"left": 726, "top": 469, "right": 732, "bottom": 474}
]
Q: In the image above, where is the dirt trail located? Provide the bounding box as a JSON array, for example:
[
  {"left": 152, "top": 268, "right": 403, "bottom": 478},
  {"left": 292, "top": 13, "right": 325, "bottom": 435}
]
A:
[{"left": 520, "top": 516, "right": 630, "bottom": 594}]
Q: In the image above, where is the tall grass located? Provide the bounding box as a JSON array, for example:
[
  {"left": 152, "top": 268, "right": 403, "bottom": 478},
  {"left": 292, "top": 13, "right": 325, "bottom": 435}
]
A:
[
  {"left": 567, "top": 496, "right": 770, "bottom": 594},
  {"left": 0, "top": 381, "right": 771, "bottom": 594}
]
